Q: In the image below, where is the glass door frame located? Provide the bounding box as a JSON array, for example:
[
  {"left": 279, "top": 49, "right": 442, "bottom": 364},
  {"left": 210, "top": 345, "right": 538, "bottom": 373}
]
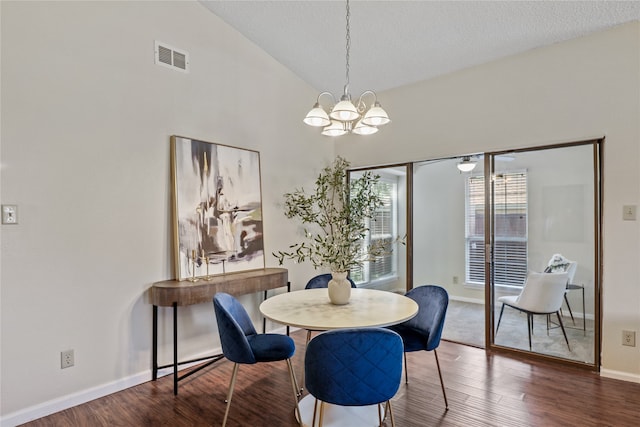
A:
[{"left": 484, "top": 138, "right": 603, "bottom": 370}]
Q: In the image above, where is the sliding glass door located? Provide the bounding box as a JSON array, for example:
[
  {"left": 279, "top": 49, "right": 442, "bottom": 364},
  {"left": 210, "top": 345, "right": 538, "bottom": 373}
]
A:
[
  {"left": 409, "top": 140, "right": 601, "bottom": 368},
  {"left": 355, "top": 139, "right": 601, "bottom": 369},
  {"left": 487, "top": 141, "right": 601, "bottom": 368}
]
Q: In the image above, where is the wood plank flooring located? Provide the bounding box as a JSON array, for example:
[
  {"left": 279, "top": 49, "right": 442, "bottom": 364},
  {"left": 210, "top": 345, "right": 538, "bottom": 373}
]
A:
[{"left": 21, "top": 330, "right": 640, "bottom": 426}]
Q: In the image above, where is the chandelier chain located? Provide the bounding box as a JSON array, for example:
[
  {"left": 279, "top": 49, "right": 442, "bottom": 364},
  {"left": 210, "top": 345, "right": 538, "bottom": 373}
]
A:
[{"left": 345, "top": 0, "right": 350, "bottom": 93}]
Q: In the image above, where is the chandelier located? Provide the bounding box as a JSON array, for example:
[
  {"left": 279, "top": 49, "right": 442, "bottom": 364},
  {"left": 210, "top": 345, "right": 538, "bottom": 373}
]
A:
[{"left": 303, "top": 0, "right": 391, "bottom": 136}]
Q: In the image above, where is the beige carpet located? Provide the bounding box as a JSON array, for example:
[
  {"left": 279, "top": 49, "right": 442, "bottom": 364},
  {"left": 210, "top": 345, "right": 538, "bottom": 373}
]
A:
[{"left": 442, "top": 299, "right": 595, "bottom": 364}]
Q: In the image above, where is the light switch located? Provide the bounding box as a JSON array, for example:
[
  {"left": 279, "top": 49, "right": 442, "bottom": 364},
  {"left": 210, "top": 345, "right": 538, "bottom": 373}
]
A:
[
  {"left": 623, "top": 205, "right": 637, "bottom": 221},
  {"left": 2, "top": 205, "right": 18, "bottom": 224}
]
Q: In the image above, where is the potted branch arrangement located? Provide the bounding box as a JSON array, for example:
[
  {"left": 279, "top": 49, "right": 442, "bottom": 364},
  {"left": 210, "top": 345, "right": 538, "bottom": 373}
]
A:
[{"left": 274, "top": 156, "right": 387, "bottom": 304}]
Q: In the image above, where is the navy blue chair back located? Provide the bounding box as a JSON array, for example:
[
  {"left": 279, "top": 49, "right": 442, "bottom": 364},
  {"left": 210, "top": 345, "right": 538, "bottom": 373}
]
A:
[
  {"left": 305, "top": 273, "right": 357, "bottom": 289},
  {"left": 402, "top": 285, "right": 449, "bottom": 351},
  {"left": 213, "top": 292, "right": 258, "bottom": 364},
  {"left": 305, "top": 328, "right": 403, "bottom": 407}
]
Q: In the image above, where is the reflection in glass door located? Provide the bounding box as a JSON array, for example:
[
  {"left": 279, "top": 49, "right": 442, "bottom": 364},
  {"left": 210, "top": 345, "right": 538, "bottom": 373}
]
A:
[
  {"left": 349, "top": 165, "right": 409, "bottom": 293},
  {"left": 488, "top": 141, "right": 601, "bottom": 368}
]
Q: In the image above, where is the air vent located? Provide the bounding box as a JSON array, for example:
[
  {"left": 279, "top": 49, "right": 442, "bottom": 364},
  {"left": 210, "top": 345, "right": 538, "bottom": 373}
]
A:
[{"left": 154, "top": 41, "right": 189, "bottom": 73}]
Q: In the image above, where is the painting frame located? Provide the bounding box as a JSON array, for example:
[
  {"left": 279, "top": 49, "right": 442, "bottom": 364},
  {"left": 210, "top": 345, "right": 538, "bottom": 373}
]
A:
[{"left": 170, "top": 135, "right": 265, "bottom": 281}]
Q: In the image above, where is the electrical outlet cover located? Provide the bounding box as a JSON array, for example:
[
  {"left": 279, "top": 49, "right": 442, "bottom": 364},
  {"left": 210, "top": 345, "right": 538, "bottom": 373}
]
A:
[
  {"left": 622, "top": 330, "right": 636, "bottom": 347},
  {"left": 1, "top": 205, "right": 17, "bottom": 224},
  {"left": 61, "top": 349, "right": 74, "bottom": 368}
]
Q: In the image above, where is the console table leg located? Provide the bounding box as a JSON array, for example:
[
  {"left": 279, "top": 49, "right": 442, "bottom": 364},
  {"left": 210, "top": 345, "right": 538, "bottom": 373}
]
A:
[
  {"left": 152, "top": 305, "right": 158, "bottom": 381},
  {"left": 173, "top": 302, "right": 178, "bottom": 395}
]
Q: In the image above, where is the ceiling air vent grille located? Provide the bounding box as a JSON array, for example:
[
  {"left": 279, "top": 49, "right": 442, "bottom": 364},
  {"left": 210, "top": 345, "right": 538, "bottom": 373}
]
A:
[{"left": 154, "top": 41, "right": 189, "bottom": 73}]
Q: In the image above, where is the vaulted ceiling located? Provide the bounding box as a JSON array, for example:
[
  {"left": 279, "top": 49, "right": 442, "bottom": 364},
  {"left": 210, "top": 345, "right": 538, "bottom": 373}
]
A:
[{"left": 201, "top": 1, "right": 640, "bottom": 96}]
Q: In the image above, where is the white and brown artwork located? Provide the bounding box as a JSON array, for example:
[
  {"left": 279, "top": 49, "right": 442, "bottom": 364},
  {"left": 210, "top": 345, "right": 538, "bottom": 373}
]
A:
[{"left": 171, "top": 136, "right": 264, "bottom": 280}]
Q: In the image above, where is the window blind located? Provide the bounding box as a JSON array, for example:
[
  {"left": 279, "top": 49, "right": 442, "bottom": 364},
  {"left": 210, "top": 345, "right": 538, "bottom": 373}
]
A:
[
  {"left": 466, "top": 172, "right": 528, "bottom": 286},
  {"left": 351, "top": 176, "right": 397, "bottom": 284}
]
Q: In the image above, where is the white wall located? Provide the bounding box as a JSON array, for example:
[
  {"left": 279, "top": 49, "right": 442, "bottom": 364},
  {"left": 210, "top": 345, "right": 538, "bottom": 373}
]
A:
[
  {"left": 338, "top": 21, "right": 640, "bottom": 381},
  {"left": 0, "top": 1, "right": 330, "bottom": 423}
]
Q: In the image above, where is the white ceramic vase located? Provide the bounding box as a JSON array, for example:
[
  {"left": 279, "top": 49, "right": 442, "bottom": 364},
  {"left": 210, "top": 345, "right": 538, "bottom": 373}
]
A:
[{"left": 328, "top": 271, "right": 351, "bottom": 305}]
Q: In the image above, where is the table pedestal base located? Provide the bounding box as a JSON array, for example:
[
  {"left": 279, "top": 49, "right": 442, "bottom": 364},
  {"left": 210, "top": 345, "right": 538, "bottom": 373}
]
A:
[{"left": 298, "top": 394, "right": 383, "bottom": 426}]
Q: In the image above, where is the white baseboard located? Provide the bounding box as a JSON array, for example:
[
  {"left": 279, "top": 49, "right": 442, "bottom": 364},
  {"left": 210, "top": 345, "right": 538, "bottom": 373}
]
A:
[
  {"left": 1, "top": 325, "right": 298, "bottom": 427},
  {"left": 450, "top": 295, "right": 485, "bottom": 305},
  {"left": 1, "top": 370, "right": 152, "bottom": 427},
  {"left": 600, "top": 368, "right": 640, "bottom": 383}
]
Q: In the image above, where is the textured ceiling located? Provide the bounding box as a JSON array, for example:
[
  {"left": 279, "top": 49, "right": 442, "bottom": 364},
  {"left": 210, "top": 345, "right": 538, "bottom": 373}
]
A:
[{"left": 201, "top": 1, "right": 640, "bottom": 97}]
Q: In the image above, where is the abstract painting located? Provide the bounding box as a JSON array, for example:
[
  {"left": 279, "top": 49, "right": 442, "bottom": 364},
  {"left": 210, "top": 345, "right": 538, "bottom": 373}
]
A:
[{"left": 171, "top": 136, "right": 264, "bottom": 280}]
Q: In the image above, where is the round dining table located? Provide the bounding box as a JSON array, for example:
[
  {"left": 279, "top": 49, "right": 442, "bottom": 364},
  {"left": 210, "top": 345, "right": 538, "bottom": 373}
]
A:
[{"left": 260, "top": 287, "right": 418, "bottom": 427}]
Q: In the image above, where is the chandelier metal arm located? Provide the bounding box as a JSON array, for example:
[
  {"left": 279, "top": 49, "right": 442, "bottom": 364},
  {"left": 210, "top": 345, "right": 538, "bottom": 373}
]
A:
[
  {"left": 355, "top": 90, "right": 377, "bottom": 113},
  {"left": 316, "top": 91, "right": 337, "bottom": 109}
]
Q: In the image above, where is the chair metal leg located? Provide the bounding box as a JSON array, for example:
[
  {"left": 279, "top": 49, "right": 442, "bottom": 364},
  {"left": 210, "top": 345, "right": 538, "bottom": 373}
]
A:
[
  {"left": 433, "top": 349, "right": 449, "bottom": 409},
  {"left": 311, "top": 398, "right": 319, "bottom": 427},
  {"left": 222, "top": 363, "right": 239, "bottom": 427},
  {"left": 527, "top": 314, "right": 533, "bottom": 351},
  {"left": 387, "top": 400, "right": 396, "bottom": 427},
  {"left": 299, "top": 329, "right": 313, "bottom": 394},
  {"left": 546, "top": 314, "right": 550, "bottom": 335},
  {"left": 496, "top": 303, "right": 506, "bottom": 334},
  {"left": 379, "top": 401, "right": 395, "bottom": 427},
  {"left": 318, "top": 401, "right": 325, "bottom": 427},
  {"left": 564, "top": 293, "right": 576, "bottom": 325},
  {"left": 286, "top": 359, "right": 302, "bottom": 425},
  {"left": 556, "top": 311, "right": 571, "bottom": 351},
  {"left": 403, "top": 352, "right": 409, "bottom": 384},
  {"left": 581, "top": 286, "right": 586, "bottom": 335}
]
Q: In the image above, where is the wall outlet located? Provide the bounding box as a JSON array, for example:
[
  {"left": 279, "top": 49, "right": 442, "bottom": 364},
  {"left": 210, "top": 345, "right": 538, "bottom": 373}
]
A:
[
  {"left": 623, "top": 205, "right": 637, "bottom": 221},
  {"left": 622, "top": 330, "right": 636, "bottom": 347},
  {"left": 61, "top": 349, "right": 74, "bottom": 369},
  {"left": 453, "top": 276, "right": 459, "bottom": 284}
]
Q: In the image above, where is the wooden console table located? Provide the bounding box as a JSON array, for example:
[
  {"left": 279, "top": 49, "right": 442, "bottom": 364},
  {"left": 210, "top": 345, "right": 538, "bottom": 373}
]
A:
[{"left": 150, "top": 267, "right": 289, "bottom": 394}]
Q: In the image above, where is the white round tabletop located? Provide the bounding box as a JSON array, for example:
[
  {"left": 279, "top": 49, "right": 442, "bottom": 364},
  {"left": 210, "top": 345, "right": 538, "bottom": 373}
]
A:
[{"left": 259, "top": 288, "right": 418, "bottom": 330}]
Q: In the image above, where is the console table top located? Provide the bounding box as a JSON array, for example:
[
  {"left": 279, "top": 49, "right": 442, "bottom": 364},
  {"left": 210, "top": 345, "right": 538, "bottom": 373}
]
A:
[{"left": 150, "top": 267, "right": 288, "bottom": 307}]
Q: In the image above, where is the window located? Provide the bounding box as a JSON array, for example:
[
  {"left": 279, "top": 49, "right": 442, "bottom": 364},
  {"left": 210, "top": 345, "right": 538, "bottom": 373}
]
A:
[
  {"left": 466, "top": 171, "right": 528, "bottom": 286},
  {"left": 351, "top": 174, "right": 398, "bottom": 285}
]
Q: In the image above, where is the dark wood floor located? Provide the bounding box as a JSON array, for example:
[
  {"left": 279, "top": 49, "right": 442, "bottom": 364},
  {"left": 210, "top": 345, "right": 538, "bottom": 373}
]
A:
[{"left": 22, "top": 330, "right": 640, "bottom": 427}]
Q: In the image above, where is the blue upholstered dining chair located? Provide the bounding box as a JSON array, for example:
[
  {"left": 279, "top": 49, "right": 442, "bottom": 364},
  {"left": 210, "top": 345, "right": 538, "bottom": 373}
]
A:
[
  {"left": 213, "top": 293, "right": 301, "bottom": 427},
  {"left": 386, "top": 285, "right": 450, "bottom": 409},
  {"left": 305, "top": 327, "right": 404, "bottom": 427}
]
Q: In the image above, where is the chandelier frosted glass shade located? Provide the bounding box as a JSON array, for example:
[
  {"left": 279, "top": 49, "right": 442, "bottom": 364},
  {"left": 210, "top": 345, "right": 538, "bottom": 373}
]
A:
[
  {"left": 353, "top": 119, "right": 379, "bottom": 135},
  {"left": 330, "top": 98, "right": 360, "bottom": 122},
  {"left": 321, "top": 121, "right": 348, "bottom": 137},
  {"left": 303, "top": 103, "right": 331, "bottom": 127},
  {"left": 362, "top": 102, "right": 391, "bottom": 126}
]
